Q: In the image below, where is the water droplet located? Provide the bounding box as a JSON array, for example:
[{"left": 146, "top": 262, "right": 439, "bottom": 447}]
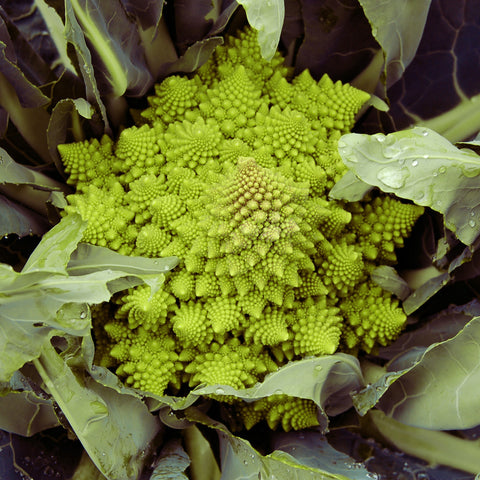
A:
[
  {"left": 416, "top": 191, "right": 425, "bottom": 200},
  {"left": 469, "top": 220, "right": 476, "bottom": 227},
  {"left": 422, "top": 154, "right": 429, "bottom": 159},
  {"left": 374, "top": 134, "right": 386, "bottom": 143},
  {"left": 377, "top": 167, "right": 409, "bottom": 188},
  {"left": 274, "top": 389, "right": 284, "bottom": 395},
  {"left": 337, "top": 140, "right": 347, "bottom": 149},
  {"left": 153, "top": 260, "right": 159, "bottom": 265},
  {"left": 471, "top": 211, "right": 475, "bottom": 216},
  {"left": 415, "top": 473, "right": 430, "bottom": 480},
  {"left": 411, "top": 159, "right": 418, "bottom": 166},
  {"left": 315, "top": 365, "right": 323, "bottom": 372},
  {"left": 421, "top": 129, "right": 429, "bottom": 136},
  {"left": 80, "top": 311, "right": 87, "bottom": 319},
  {"left": 215, "top": 387, "right": 225, "bottom": 395},
  {"left": 383, "top": 145, "right": 401, "bottom": 158}
]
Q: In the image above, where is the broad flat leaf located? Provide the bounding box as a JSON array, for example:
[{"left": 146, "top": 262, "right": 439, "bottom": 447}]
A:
[
  {"left": 121, "top": 0, "right": 165, "bottom": 31},
  {"left": 354, "top": 309, "right": 480, "bottom": 429},
  {"left": 33, "top": 340, "right": 161, "bottom": 480},
  {"left": 194, "top": 353, "right": 364, "bottom": 432},
  {"left": 370, "top": 265, "right": 410, "bottom": 300},
  {"left": 64, "top": 0, "right": 109, "bottom": 131},
  {"left": 158, "top": 37, "right": 224, "bottom": 78},
  {"left": 185, "top": 408, "right": 362, "bottom": 480},
  {"left": 272, "top": 431, "right": 378, "bottom": 479},
  {"left": 359, "top": 0, "right": 480, "bottom": 142},
  {"left": 173, "top": 0, "right": 221, "bottom": 52},
  {"left": 0, "top": 194, "right": 49, "bottom": 237},
  {"left": 0, "top": 371, "right": 59, "bottom": 436},
  {"left": 236, "top": 0, "right": 284, "bottom": 61},
  {"left": 47, "top": 97, "right": 97, "bottom": 166},
  {"left": 66, "top": 0, "right": 153, "bottom": 97},
  {"left": 0, "top": 214, "right": 178, "bottom": 381},
  {"left": 336, "top": 127, "right": 480, "bottom": 246},
  {"left": 22, "top": 213, "right": 85, "bottom": 274},
  {"left": 358, "top": 0, "right": 431, "bottom": 89},
  {"left": 290, "top": 0, "right": 379, "bottom": 83},
  {"left": 0, "top": 13, "right": 51, "bottom": 108},
  {"left": 67, "top": 242, "right": 179, "bottom": 294}
]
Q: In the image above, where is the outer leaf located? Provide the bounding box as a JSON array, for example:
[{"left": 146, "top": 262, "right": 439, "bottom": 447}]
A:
[
  {"left": 22, "top": 213, "right": 86, "bottom": 274},
  {"left": 158, "top": 37, "right": 224, "bottom": 78},
  {"left": 47, "top": 97, "right": 97, "bottom": 166},
  {"left": 0, "top": 371, "right": 59, "bottom": 436},
  {"left": 67, "top": 0, "right": 153, "bottom": 97},
  {"left": 272, "top": 431, "right": 377, "bottom": 480},
  {"left": 0, "top": 11, "right": 51, "bottom": 108},
  {"left": 67, "top": 242, "right": 179, "bottom": 294},
  {"left": 64, "top": 0, "right": 109, "bottom": 131},
  {"left": 236, "top": 0, "right": 284, "bottom": 60},
  {"left": 33, "top": 340, "right": 161, "bottom": 480},
  {"left": 185, "top": 408, "right": 356, "bottom": 480},
  {"left": 358, "top": 0, "right": 431, "bottom": 89},
  {"left": 336, "top": 127, "right": 480, "bottom": 246},
  {"left": 173, "top": 0, "right": 221, "bottom": 52},
  {"left": 359, "top": 0, "right": 480, "bottom": 141},
  {"left": 354, "top": 309, "right": 480, "bottom": 429},
  {"left": 290, "top": 0, "right": 379, "bottom": 83},
  {"left": 0, "top": 215, "right": 178, "bottom": 381},
  {"left": 32, "top": 0, "right": 77, "bottom": 73},
  {"left": 0, "top": 194, "right": 49, "bottom": 237},
  {"left": 193, "top": 353, "right": 364, "bottom": 432},
  {"left": 370, "top": 265, "right": 411, "bottom": 300},
  {"left": 120, "top": 0, "right": 165, "bottom": 31}
]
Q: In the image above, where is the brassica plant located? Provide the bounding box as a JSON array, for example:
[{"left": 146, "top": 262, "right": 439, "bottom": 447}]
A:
[{"left": 2, "top": 1, "right": 480, "bottom": 479}]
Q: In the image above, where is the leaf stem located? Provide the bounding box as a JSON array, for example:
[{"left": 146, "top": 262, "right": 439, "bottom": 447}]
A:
[{"left": 365, "top": 410, "right": 480, "bottom": 474}]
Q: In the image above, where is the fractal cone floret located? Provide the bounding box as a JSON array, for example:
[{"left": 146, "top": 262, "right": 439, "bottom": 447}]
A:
[{"left": 58, "top": 26, "right": 424, "bottom": 432}]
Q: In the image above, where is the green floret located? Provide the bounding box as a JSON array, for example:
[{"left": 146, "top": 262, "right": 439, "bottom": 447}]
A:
[{"left": 57, "top": 26, "right": 425, "bottom": 432}]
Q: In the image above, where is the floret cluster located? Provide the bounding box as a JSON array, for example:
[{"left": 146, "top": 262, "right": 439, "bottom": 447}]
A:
[{"left": 58, "top": 27, "right": 424, "bottom": 431}]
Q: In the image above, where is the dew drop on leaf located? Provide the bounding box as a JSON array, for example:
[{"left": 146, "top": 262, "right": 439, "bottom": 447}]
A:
[{"left": 377, "top": 167, "right": 409, "bottom": 188}]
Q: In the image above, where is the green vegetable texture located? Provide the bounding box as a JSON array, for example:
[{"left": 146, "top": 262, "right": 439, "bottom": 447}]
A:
[{"left": 57, "top": 27, "right": 424, "bottom": 432}]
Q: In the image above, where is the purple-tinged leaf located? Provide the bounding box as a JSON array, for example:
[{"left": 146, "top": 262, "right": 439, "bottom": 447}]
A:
[{"left": 291, "top": 0, "right": 379, "bottom": 82}]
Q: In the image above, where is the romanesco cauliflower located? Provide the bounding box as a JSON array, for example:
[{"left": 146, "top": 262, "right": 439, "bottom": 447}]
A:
[{"left": 58, "top": 27, "right": 424, "bottom": 432}]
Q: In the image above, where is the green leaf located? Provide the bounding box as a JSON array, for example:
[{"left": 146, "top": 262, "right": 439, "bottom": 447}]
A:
[
  {"left": 272, "top": 431, "right": 377, "bottom": 480},
  {"left": 67, "top": 0, "right": 153, "bottom": 97},
  {"left": 193, "top": 353, "right": 364, "bottom": 431},
  {"left": 33, "top": 340, "right": 161, "bottom": 480},
  {"left": 358, "top": 0, "right": 431, "bottom": 90},
  {"left": 0, "top": 215, "right": 178, "bottom": 381},
  {"left": 336, "top": 127, "right": 480, "bottom": 246},
  {"left": 67, "top": 242, "right": 179, "bottom": 294},
  {"left": 236, "top": 0, "right": 284, "bottom": 60},
  {"left": 22, "top": 213, "right": 86, "bottom": 274},
  {"left": 0, "top": 371, "right": 60, "bottom": 436},
  {"left": 0, "top": 194, "right": 49, "bottom": 237},
  {"left": 370, "top": 265, "right": 411, "bottom": 301},
  {"left": 159, "top": 37, "right": 224, "bottom": 78},
  {"left": 353, "top": 306, "right": 480, "bottom": 429},
  {"left": 184, "top": 408, "right": 356, "bottom": 480},
  {"left": 47, "top": 97, "right": 97, "bottom": 166}
]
